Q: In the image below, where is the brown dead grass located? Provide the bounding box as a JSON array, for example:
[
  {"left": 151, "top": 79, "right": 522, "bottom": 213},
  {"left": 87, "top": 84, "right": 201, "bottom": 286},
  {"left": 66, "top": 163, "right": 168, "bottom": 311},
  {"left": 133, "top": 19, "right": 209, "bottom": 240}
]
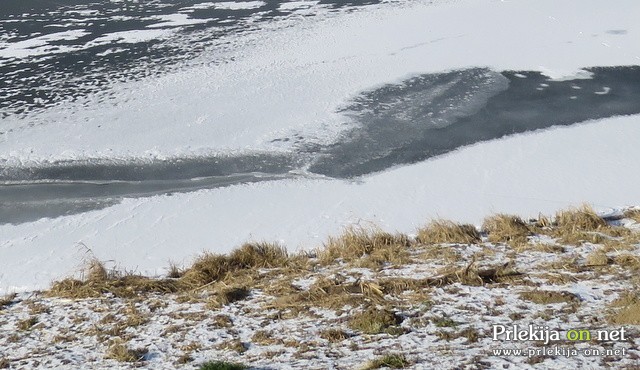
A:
[
  {"left": 268, "top": 261, "right": 523, "bottom": 314},
  {"left": 105, "top": 339, "right": 147, "bottom": 362},
  {"left": 377, "top": 277, "right": 433, "bottom": 295},
  {"left": 624, "top": 209, "right": 640, "bottom": 223},
  {"left": 418, "top": 245, "right": 462, "bottom": 263},
  {"left": 87, "top": 307, "right": 149, "bottom": 342},
  {"left": 319, "top": 227, "right": 412, "bottom": 268},
  {"left": 600, "top": 239, "right": 636, "bottom": 253},
  {"left": 269, "top": 260, "right": 524, "bottom": 314},
  {"left": 0, "top": 293, "right": 17, "bottom": 310},
  {"left": 87, "top": 259, "right": 108, "bottom": 282},
  {"left": 519, "top": 290, "right": 579, "bottom": 305},
  {"left": 217, "top": 338, "right": 248, "bottom": 354},
  {"left": 552, "top": 205, "right": 627, "bottom": 244},
  {"left": 251, "top": 330, "right": 280, "bottom": 346},
  {"left": 167, "top": 263, "right": 183, "bottom": 279},
  {"left": 539, "top": 255, "right": 582, "bottom": 273},
  {"left": 17, "top": 316, "right": 39, "bottom": 331},
  {"left": 320, "top": 227, "right": 411, "bottom": 264},
  {"left": 180, "top": 242, "right": 290, "bottom": 289},
  {"left": 441, "top": 261, "right": 524, "bottom": 287},
  {"left": 585, "top": 250, "right": 610, "bottom": 266},
  {"left": 43, "top": 203, "right": 639, "bottom": 324},
  {"left": 362, "top": 353, "right": 411, "bottom": 369},
  {"left": 417, "top": 220, "right": 480, "bottom": 245},
  {"left": 348, "top": 306, "right": 403, "bottom": 334},
  {"left": 482, "top": 214, "right": 531, "bottom": 244},
  {"left": 436, "top": 327, "right": 479, "bottom": 343},
  {"left": 208, "top": 286, "right": 251, "bottom": 309},
  {"left": 269, "top": 275, "right": 385, "bottom": 312},
  {"left": 613, "top": 254, "right": 640, "bottom": 271},
  {"left": 608, "top": 293, "right": 640, "bottom": 325},
  {"left": 49, "top": 243, "right": 291, "bottom": 298},
  {"left": 514, "top": 242, "right": 565, "bottom": 254},
  {"left": 49, "top": 274, "right": 179, "bottom": 299},
  {"left": 535, "top": 273, "right": 578, "bottom": 285},
  {"left": 556, "top": 205, "right": 607, "bottom": 232},
  {"left": 320, "top": 328, "right": 350, "bottom": 343}
]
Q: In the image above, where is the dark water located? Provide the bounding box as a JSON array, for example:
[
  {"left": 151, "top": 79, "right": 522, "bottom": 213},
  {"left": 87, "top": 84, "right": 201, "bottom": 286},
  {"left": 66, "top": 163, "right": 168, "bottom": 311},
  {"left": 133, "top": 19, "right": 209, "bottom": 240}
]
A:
[
  {"left": 0, "top": 0, "right": 382, "bottom": 118},
  {"left": 2, "top": 65, "right": 640, "bottom": 224},
  {"left": 309, "top": 66, "right": 640, "bottom": 177},
  {"left": 1, "top": 2, "right": 639, "bottom": 225}
]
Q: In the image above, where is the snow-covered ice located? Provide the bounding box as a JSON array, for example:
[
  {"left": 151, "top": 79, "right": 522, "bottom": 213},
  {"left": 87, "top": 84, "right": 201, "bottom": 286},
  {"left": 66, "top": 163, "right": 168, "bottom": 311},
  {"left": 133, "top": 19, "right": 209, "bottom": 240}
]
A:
[{"left": 1, "top": 0, "right": 640, "bottom": 294}]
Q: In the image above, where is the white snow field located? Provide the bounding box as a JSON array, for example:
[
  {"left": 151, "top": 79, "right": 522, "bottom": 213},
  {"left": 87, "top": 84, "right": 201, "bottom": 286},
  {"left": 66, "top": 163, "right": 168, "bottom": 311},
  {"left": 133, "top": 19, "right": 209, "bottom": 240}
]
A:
[{"left": 1, "top": 0, "right": 640, "bottom": 293}]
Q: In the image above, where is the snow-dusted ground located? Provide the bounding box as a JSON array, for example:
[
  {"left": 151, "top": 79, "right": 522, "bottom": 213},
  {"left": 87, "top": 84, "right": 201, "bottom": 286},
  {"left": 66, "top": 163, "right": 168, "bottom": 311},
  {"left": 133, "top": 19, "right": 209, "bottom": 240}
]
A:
[
  {"left": 1, "top": 223, "right": 639, "bottom": 369},
  {"left": 1, "top": 0, "right": 640, "bottom": 294}
]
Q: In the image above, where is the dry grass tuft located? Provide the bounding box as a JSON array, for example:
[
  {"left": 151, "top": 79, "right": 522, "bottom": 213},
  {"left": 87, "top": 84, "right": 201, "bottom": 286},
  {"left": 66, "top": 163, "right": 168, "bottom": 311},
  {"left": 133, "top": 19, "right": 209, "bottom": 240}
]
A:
[
  {"left": 514, "top": 242, "right": 565, "bottom": 254},
  {"left": 122, "top": 304, "right": 149, "bottom": 327},
  {"left": 49, "top": 274, "right": 179, "bottom": 299},
  {"left": 105, "top": 339, "right": 147, "bottom": 362},
  {"left": 359, "top": 243, "right": 412, "bottom": 269},
  {"left": 585, "top": 250, "right": 610, "bottom": 266},
  {"left": 208, "top": 286, "right": 251, "bottom": 308},
  {"left": 17, "top": 316, "right": 39, "bottom": 331},
  {"left": 458, "top": 327, "right": 479, "bottom": 342},
  {"left": 167, "top": 263, "right": 184, "bottom": 279},
  {"left": 179, "top": 253, "right": 231, "bottom": 288},
  {"left": 212, "top": 314, "right": 234, "bottom": 328},
  {"left": 519, "top": 290, "right": 579, "bottom": 305},
  {"left": 362, "top": 353, "right": 411, "bottom": 369},
  {"left": 482, "top": 214, "right": 531, "bottom": 244},
  {"left": 47, "top": 257, "right": 180, "bottom": 298},
  {"left": 613, "top": 254, "right": 640, "bottom": 271},
  {"left": 49, "top": 243, "right": 293, "bottom": 298},
  {"left": 87, "top": 259, "right": 108, "bottom": 282},
  {"left": 552, "top": 204, "right": 624, "bottom": 244},
  {"left": 535, "top": 273, "right": 578, "bottom": 285},
  {"left": 200, "top": 361, "right": 247, "bottom": 370},
  {"left": 446, "top": 261, "right": 523, "bottom": 286},
  {"left": 348, "top": 307, "right": 403, "bottom": 334},
  {"left": 175, "top": 354, "right": 193, "bottom": 365},
  {"left": 418, "top": 245, "right": 462, "bottom": 263},
  {"left": 319, "top": 227, "right": 411, "bottom": 266},
  {"left": 432, "top": 315, "right": 458, "bottom": 328},
  {"left": 417, "top": 220, "right": 480, "bottom": 245},
  {"left": 251, "top": 330, "right": 280, "bottom": 346},
  {"left": 533, "top": 214, "right": 553, "bottom": 228},
  {"left": 270, "top": 275, "right": 385, "bottom": 312},
  {"left": 624, "top": 209, "right": 640, "bottom": 223},
  {"left": 319, "top": 328, "right": 350, "bottom": 343},
  {"left": 601, "top": 240, "right": 636, "bottom": 253},
  {"left": 608, "top": 293, "right": 640, "bottom": 325},
  {"left": 217, "top": 339, "right": 248, "bottom": 354},
  {"left": 435, "top": 327, "right": 479, "bottom": 343},
  {"left": 377, "top": 277, "right": 432, "bottom": 295},
  {"left": 0, "top": 293, "right": 17, "bottom": 310},
  {"left": 229, "top": 242, "right": 289, "bottom": 268},
  {"left": 555, "top": 205, "right": 607, "bottom": 232},
  {"left": 180, "top": 242, "right": 289, "bottom": 289}
]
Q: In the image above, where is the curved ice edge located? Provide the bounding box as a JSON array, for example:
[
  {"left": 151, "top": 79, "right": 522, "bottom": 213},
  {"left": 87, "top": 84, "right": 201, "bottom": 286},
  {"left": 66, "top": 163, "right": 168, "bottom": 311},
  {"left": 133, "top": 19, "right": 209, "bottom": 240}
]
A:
[
  {"left": 0, "top": 150, "right": 305, "bottom": 182},
  {"left": 0, "top": 171, "right": 316, "bottom": 186},
  {"left": 2, "top": 65, "right": 640, "bottom": 187}
]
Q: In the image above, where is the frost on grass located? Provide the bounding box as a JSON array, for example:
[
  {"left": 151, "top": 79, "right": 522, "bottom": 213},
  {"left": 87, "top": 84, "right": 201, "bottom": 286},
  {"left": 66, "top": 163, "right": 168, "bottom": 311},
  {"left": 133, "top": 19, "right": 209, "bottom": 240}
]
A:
[{"left": 1, "top": 207, "right": 640, "bottom": 369}]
